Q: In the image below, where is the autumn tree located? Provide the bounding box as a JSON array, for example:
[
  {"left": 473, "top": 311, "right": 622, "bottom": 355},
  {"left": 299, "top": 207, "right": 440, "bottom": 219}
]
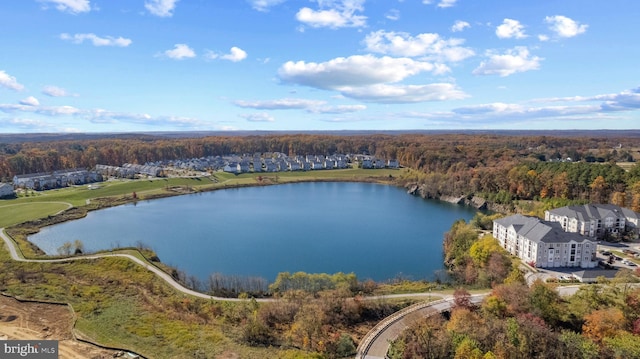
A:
[{"left": 582, "top": 308, "right": 625, "bottom": 343}]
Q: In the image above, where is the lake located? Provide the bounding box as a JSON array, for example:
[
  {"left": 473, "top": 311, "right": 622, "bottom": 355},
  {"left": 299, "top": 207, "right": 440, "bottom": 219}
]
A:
[{"left": 29, "top": 182, "right": 477, "bottom": 283}]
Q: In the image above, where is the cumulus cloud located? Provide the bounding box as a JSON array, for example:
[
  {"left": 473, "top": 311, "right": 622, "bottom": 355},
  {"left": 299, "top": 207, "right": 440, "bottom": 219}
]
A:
[
  {"left": 248, "top": 0, "right": 286, "bottom": 12},
  {"left": 278, "top": 55, "right": 443, "bottom": 90},
  {"left": 545, "top": 15, "right": 588, "bottom": 38},
  {"left": 296, "top": 0, "right": 366, "bottom": 29},
  {"left": 42, "top": 85, "right": 72, "bottom": 97},
  {"left": 145, "top": 0, "right": 179, "bottom": 17},
  {"left": 60, "top": 33, "right": 132, "bottom": 47},
  {"left": 363, "top": 30, "right": 474, "bottom": 62},
  {"left": 473, "top": 47, "right": 542, "bottom": 77},
  {"left": 240, "top": 113, "right": 275, "bottom": 122},
  {"left": 451, "top": 20, "right": 470, "bottom": 32},
  {"left": 496, "top": 18, "right": 527, "bottom": 39},
  {"left": 0, "top": 70, "right": 24, "bottom": 91},
  {"left": 38, "top": 0, "right": 90, "bottom": 14},
  {"left": 339, "top": 83, "right": 468, "bottom": 103},
  {"left": 162, "top": 44, "right": 196, "bottom": 60},
  {"left": 207, "top": 47, "right": 248, "bottom": 62},
  {"left": 19, "top": 96, "right": 40, "bottom": 106}
]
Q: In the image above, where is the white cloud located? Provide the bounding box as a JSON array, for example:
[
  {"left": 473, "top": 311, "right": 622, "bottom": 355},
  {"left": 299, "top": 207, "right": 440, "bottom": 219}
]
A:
[
  {"left": 473, "top": 47, "right": 542, "bottom": 77},
  {"left": 423, "top": 0, "right": 457, "bottom": 8},
  {"left": 162, "top": 44, "right": 196, "bottom": 60},
  {"left": 60, "top": 33, "right": 132, "bottom": 47},
  {"left": 339, "top": 83, "right": 468, "bottom": 103},
  {"left": 20, "top": 96, "right": 40, "bottom": 106},
  {"left": 248, "top": 0, "right": 286, "bottom": 12},
  {"left": 451, "top": 20, "right": 470, "bottom": 32},
  {"left": 279, "top": 54, "right": 442, "bottom": 90},
  {"left": 296, "top": 0, "right": 366, "bottom": 29},
  {"left": 496, "top": 18, "right": 527, "bottom": 39},
  {"left": 437, "top": 0, "right": 457, "bottom": 8},
  {"left": 240, "top": 113, "right": 275, "bottom": 122},
  {"left": 235, "top": 98, "right": 366, "bottom": 114},
  {"left": 145, "top": 0, "right": 179, "bottom": 17},
  {"left": 223, "top": 47, "right": 248, "bottom": 62},
  {"left": 545, "top": 15, "right": 588, "bottom": 38},
  {"left": 38, "top": 0, "right": 90, "bottom": 14},
  {"left": 0, "top": 117, "right": 54, "bottom": 131},
  {"left": 235, "top": 98, "right": 326, "bottom": 110},
  {"left": 42, "top": 85, "right": 71, "bottom": 97},
  {"left": 0, "top": 103, "right": 81, "bottom": 116},
  {"left": 88, "top": 111, "right": 203, "bottom": 127},
  {"left": 364, "top": 30, "right": 474, "bottom": 62},
  {"left": 310, "top": 104, "right": 366, "bottom": 114},
  {"left": 0, "top": 70, "right": 24, "bottom": 91},
  {"left": 538, "top": 34, "right": 549, "bottom": 42},
  {"left": 385, "top": 9, "right": 400, "bottom": 21},
  {"left": 535, "top": 87, "right": 640, "bottom": 112},
  {"left": 206, "top": 47, "right": 248, "bottom": 62},
  {"left": 0, "top": 101, "right": 208, "bottom": 129}
]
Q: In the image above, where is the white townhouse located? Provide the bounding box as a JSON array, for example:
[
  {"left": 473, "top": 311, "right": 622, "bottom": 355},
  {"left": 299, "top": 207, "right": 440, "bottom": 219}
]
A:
[
  {"left": 0, "top": 183, "right": 14, "bottom": 197},
  {"left": 493, "top": 214, "right": 597, "bottom": 269},
  {"left": 544, "top": 204, "right": 638, "bottom": 238}
]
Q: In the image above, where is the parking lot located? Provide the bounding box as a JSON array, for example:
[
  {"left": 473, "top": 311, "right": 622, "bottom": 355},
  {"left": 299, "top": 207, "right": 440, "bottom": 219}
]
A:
[{"left": 523, "top": 241, "right": 639, "bottom": 286}]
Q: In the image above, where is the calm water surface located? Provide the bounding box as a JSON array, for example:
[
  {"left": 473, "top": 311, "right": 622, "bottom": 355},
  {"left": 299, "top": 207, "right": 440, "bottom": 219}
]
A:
[{"left": 29, "top": 182, "right": 477, "bottom": 282}]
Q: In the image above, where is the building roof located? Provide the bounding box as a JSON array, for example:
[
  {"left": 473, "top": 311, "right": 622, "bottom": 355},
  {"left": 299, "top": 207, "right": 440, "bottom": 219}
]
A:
[
  {"left": 547, "top": 204, "right": 628, "bottom": 221},
  {"left": 495, "top": 214, "right": 591, "bottom": 244}
]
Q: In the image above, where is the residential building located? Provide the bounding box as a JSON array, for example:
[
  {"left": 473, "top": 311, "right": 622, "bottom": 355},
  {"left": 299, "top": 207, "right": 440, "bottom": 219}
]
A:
[
  {"left": 493, "top": 214, "right": 597, "bottom": 269},
  {"left": 544, "top": 204, "right": 639, "bottom": 238},
  {"left": 13, "top": 169, "right": 101, "bottom": 191},
  {"left": 0, "top": 183, "right": 14, "bottom": 198}
]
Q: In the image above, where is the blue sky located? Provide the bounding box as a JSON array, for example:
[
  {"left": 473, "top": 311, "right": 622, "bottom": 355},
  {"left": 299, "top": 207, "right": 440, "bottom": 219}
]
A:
[{"left": 0, "top": 0, "right": 638, "bottom": 133}]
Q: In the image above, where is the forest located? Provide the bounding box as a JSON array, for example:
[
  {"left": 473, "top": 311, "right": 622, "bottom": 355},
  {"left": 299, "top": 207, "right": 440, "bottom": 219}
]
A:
[{"left": 2, "top": 133, "right": 640, "bottom": 210}]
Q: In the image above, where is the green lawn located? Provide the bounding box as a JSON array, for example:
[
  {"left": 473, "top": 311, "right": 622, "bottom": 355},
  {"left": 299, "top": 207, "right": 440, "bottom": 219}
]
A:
[{"left": 0, "top": 202, "right": 71, "bottom": 228}]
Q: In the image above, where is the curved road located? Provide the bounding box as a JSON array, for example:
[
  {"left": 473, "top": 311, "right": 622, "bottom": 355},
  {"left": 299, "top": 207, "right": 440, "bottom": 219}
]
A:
[
  {"left": 355, "top": 294, "right": 487, "bottom": 359},
  {"left": 0, "top": 227, "right": 256, "bottom": 302}
]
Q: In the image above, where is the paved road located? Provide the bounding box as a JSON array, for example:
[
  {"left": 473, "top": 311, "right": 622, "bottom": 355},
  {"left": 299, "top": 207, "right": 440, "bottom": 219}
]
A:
[
  {"left": 0, "top": 227, "right": 257, "bottom": 302},
  {"left": 356, "top": 294, "right": 488, "bottom": 359}
]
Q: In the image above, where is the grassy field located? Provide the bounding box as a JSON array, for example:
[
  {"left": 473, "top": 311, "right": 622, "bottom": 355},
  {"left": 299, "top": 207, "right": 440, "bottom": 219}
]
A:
[
  {"left": 0, "top": 202, "right": 71, "bottom": 228},
  {"left": 0, "top": 169, "right": 404, "bottom": 229}
]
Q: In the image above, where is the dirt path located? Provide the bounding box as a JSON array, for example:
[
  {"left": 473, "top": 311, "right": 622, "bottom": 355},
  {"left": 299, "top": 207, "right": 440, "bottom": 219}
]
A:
[{"left": 0, "top": 295, "right": 117, "bottom": 359}]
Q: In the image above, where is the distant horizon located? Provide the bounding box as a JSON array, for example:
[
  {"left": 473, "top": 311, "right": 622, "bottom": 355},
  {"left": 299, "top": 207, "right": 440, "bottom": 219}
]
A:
[
  {"left": 2, "top": 128, "right": 640, "bottom": 145},
  {"left": 1, "top": 1, "right": 639, "bottom": 132}
]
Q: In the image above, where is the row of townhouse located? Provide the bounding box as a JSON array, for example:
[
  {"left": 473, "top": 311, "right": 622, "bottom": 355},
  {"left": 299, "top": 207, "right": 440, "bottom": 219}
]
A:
[
  {"left": 545, "top": 204, "right": 640, "bottom": 239},
  {"left": 493, "top": 214, "right": 598, "bottom": 269},
  {"left": 98, "top": 152, "right": 401, "bottom": 177},
  {"left": 95, "top": 163, "right": 163, "bottom": 178},
  {"left": 223, "top": 153, "right": 398, "bottom": 174},
  {"left": 0, "top": 182, "right": 15, "bottom": 197},
  {"left": 12, "top": 169, "right": 102, "bottom": 191}
]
